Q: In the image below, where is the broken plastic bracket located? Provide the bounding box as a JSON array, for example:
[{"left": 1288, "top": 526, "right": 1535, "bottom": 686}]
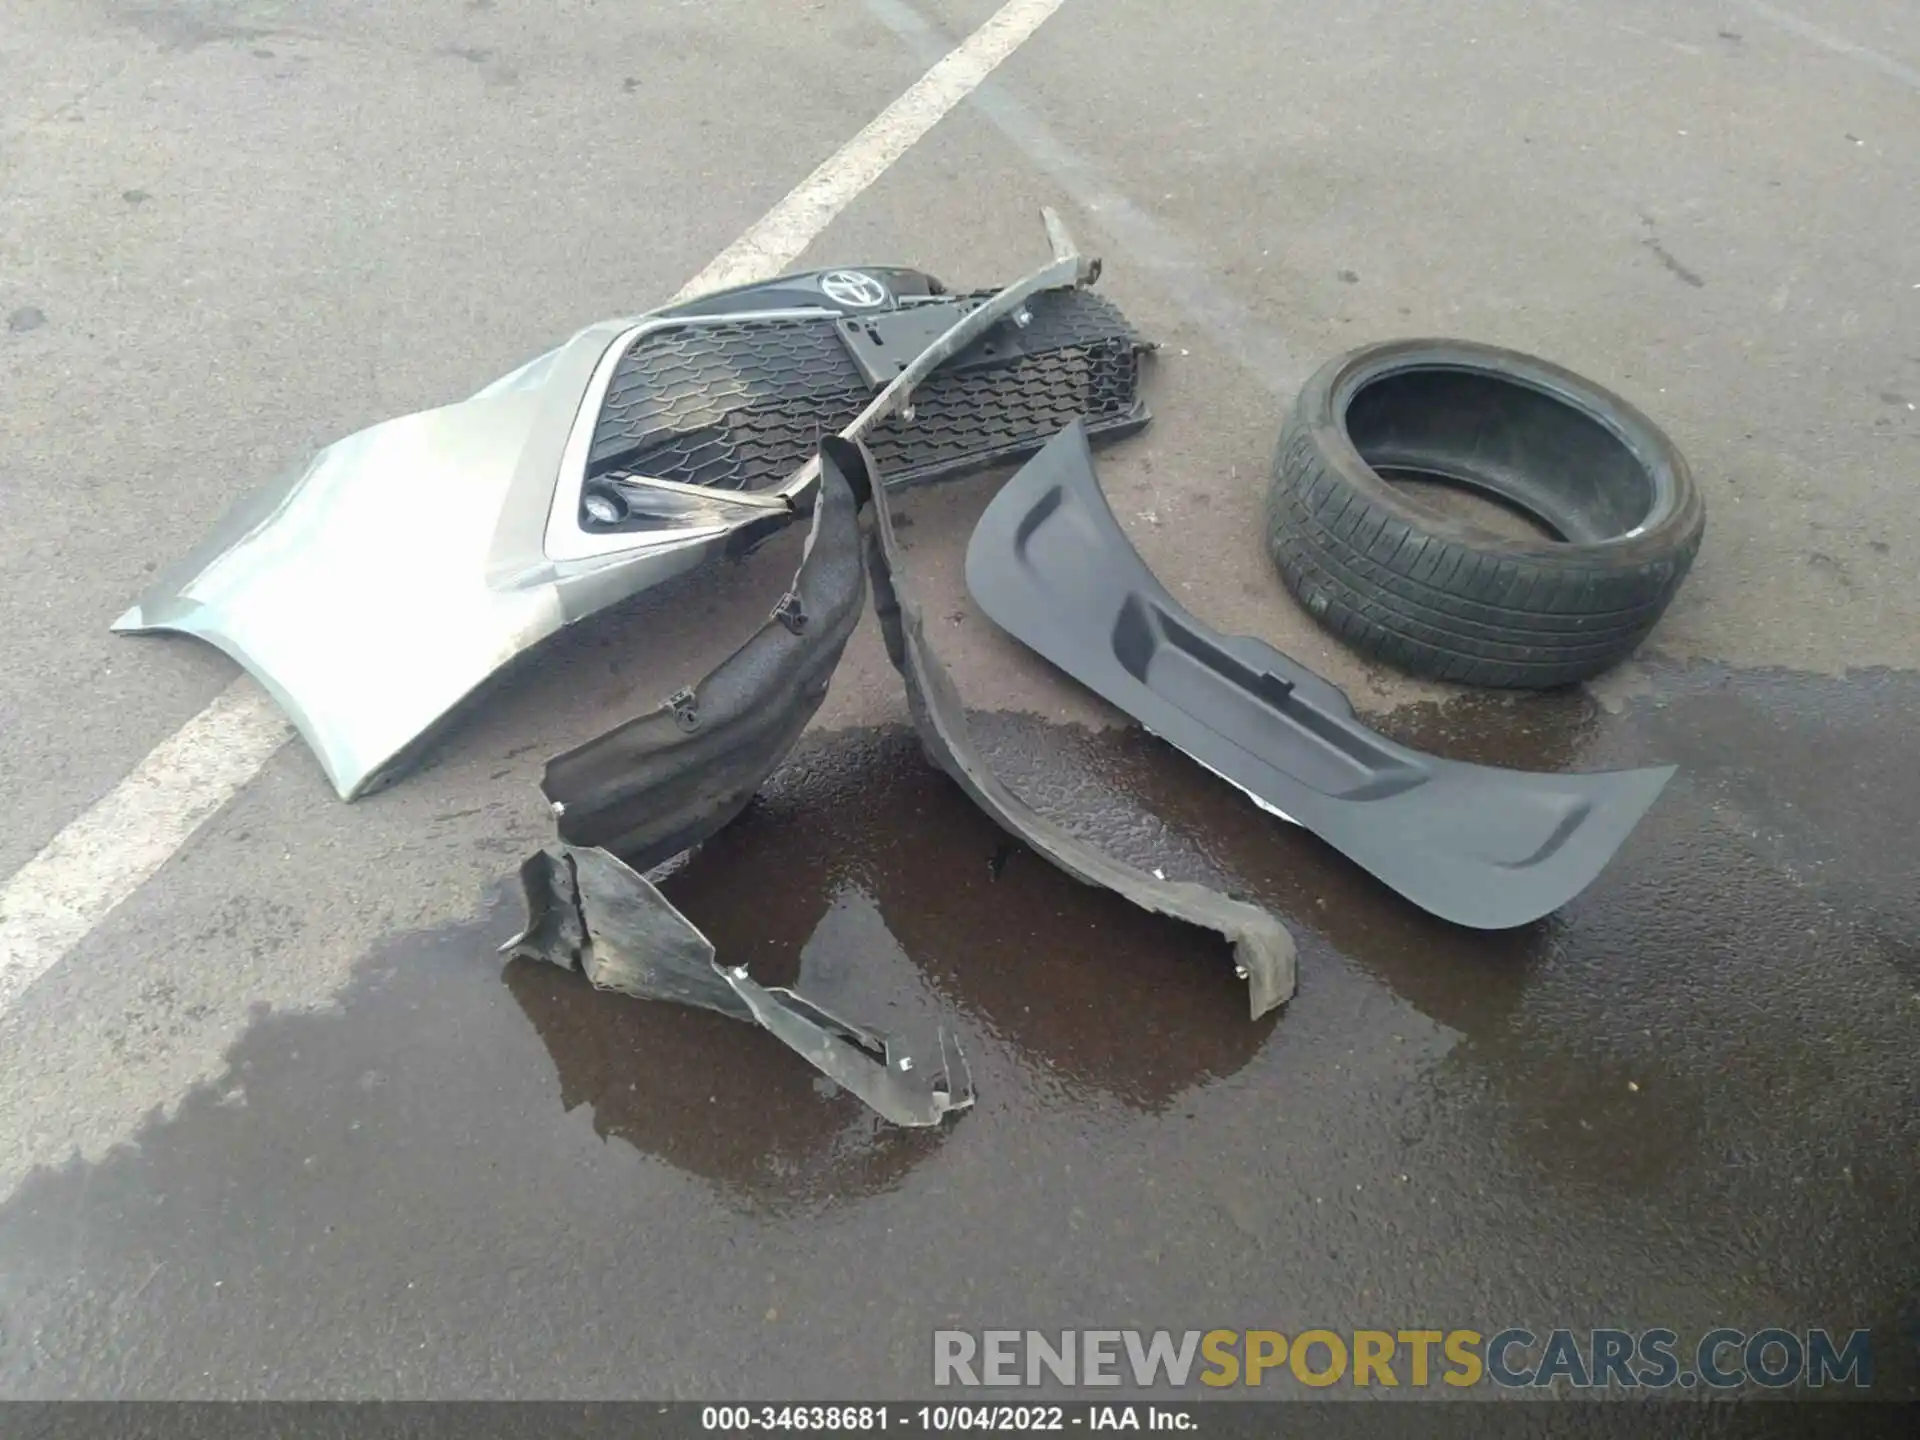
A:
[
  {"left": 511, "top": 211, "right": 1294, "bottom": 1131},
  {"left": 506, "top": 846, "right": 975, "bottom": 1128}
]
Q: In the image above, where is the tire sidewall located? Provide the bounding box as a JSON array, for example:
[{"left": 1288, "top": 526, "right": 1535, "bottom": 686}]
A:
[{"left": 1289, "top": 338, "right": 1705, "bottom": 571}]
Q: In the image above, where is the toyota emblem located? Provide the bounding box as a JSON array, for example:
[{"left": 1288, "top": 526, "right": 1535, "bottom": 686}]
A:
[{"left": 819, "top": 269, "right": 890, "bottom": 309}]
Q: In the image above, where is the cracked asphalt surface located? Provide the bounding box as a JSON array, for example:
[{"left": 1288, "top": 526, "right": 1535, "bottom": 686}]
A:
[{"left": 1, "top": 0, "right": 1917, "bottom": 1410}]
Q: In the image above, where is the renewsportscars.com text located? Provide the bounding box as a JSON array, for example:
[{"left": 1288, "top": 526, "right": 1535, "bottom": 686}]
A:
[{"left": 933, "top": 1327, "right": 1874, "bottom": 1391}]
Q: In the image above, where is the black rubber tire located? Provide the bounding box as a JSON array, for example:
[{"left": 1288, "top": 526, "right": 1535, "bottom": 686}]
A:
[{"left": 1266, "top": 339, "right": 1704, "bottom": 688}]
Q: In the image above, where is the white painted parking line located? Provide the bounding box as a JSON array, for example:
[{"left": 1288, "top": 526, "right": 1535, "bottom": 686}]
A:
[
  {"left": 685, "top": 0, "right": 1069, "bottom": 295},
  {"left": 0, "top": 0, "right": 1070, "bottom": 1021},
  {"left": 0, "top": 683, "right": 294, "bottom": 1015}
]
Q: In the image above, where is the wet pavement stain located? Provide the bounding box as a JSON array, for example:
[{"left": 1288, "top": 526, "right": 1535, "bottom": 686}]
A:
[
  {"left": 648, "top": 725, "right": 1275, "bottom": 1112},
  {"left": 505, "top": 884, "right": 952, "bottom": 1213},
  {"left": 0, "top": 664, "right": 1914, "bottom": 1399}
]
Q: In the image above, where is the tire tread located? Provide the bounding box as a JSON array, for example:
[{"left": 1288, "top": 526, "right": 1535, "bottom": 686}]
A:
[{"left": 1266, "top": 388, "right": 1703, "bottom": 689}]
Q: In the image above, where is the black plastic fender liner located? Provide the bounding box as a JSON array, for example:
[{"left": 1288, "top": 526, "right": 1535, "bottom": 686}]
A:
[
  {"left": 522, "top": 454, "right": 977, "bottom": 1128},
  {"left": 963, "top": 423, "right": 1675, "bottom": 931},
  {"left": 832, "top": 436, "right": 1298, "bottom": 1018},
  {"left": 539, "top": 214, "right": 1107, "bottom": 860},
  {"left": 519, "top": 431, "right": 1294, "bottom": 1133},
  {"left": 541, "top": 466, "right": 863, "bottom": 864},
  {"left": 508, "top": 845, "right": 974, "bottom": 1127},
  {"left": 507, "top": 220, "right": 1294, "bottom": 1127}
]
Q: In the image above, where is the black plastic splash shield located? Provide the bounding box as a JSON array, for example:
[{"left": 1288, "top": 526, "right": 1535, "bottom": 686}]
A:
[
  {"left": 841, "top": 435, "right": 1296, "bottom": 1018},
  {"left": 534, "top": 437, "right": 1296, "bottom": 1024},
  {"left": 519, "top": 223, "right": 1293, "bottom": 1134},
  {"left": 507, "top": 845, "right": 973, "bottom": 1127},
  {"left": 963, "top": 422, "right": 1674, "bottom": 930},
  {"left": 541, "top": 459, "right": 865, "bottom": 864}
]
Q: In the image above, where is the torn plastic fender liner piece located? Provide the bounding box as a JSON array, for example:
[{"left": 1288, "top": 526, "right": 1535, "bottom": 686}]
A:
[
  {"left": 963, "top": 422, "right": 1675, "bottom": 931},
  {"left": 523, "top": 449, "right": 970, "bottom": 1127},
  {"left": 827, "top": 436, "right": 1298, "bottom": 1019},
  {"left": 540, "top": 449, "right": 865, "bottom": 863},
  {"left": 516, "top": 433, "right": 1293, "bottom": 1127},
  {"left": 516, "top": 217, "right": 1292, "bottom": 1128},
  {"left": 508, "top": 846, "right": 973, "bottom": 1127},
  {"left": 538, "top": 206, "right": 1097, "bottom": 861}
]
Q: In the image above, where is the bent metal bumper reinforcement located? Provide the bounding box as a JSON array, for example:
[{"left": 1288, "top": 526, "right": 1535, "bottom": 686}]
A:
[
  {"left": 513, "top": 219, "right": 1295, "bottom": 1124},
  {"left": 963, "top": 422, "right": 1674, "bottom": 930}
]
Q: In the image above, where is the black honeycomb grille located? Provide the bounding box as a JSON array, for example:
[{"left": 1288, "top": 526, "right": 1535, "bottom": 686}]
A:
[{"left": 587, "top": 288, "right": 1147, "bottom": 499}]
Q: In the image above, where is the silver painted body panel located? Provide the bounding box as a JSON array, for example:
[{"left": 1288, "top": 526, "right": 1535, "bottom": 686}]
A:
[
  {"left": 115, "top": 211, "right": 1097, "bottom": 803},
  {"left": 114, "top": 309, "right": 825, "bottom": 801}
]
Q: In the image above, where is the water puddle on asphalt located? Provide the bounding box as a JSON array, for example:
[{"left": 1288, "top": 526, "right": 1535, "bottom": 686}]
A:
[{"left": 0, "top": 665, "right": 1914, "bottom": 1395}]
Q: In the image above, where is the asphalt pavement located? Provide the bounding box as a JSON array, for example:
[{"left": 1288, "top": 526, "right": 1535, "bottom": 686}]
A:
[{"left": 0, "top": 0, "right": 1916, "bottom": 1405}]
